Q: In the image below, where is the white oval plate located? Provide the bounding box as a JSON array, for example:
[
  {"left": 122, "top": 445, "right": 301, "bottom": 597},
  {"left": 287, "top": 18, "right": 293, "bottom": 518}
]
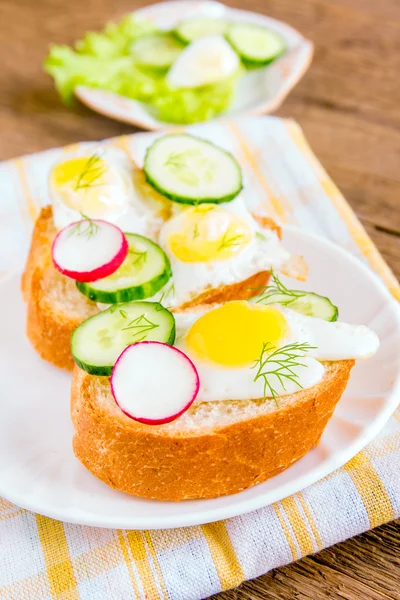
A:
[
  {"left": 0, "top": 227, "right": 399, "bottom": 530},
  {"left": 75, "top": 0, "right": 313, "bottom": 130}
]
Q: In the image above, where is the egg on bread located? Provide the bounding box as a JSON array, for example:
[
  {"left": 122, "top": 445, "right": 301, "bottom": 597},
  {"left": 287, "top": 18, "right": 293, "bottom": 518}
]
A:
[
  {"left": 152, "top": 196, "right": 289, "bottom": 308},
  {"left": 70, "top": 297, "right": 379, "bottom": 500},
  {"left": 50, "top": 147, "right": 166, "bottom": 239},
  {"left": 174, "top": 300, "right": 379, "bottom": 403}
]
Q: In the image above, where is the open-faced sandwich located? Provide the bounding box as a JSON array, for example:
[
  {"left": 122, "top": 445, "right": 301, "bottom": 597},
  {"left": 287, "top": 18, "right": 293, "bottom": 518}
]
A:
[
  {"left": 22, "top": 133, "right": 295, "bottom": 370},
  {"left": 70, "top": 273, "right": 379, "bottom": 501}
]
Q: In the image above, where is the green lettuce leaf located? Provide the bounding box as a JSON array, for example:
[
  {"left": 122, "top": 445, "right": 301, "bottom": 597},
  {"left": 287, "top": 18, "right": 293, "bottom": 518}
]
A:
[
  {"left": 151, "top": 76, "right": 238, "bottom": 124},
  {"left": 75, "top": 14, "right": 157, "bottom": 58},
  {"left": 44, "top": 46, "right": 133, "bottom": 104},
  {"left": 44, "top": 13, "right": 238, "bottom": 123}
]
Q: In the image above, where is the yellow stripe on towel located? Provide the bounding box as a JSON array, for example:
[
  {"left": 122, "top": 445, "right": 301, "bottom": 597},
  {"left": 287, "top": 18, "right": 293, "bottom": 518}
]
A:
[
  {"left": 14, "top": 158, "right": 39, "bottom": 223},
  {"left": 35, "top": 515, "right": 79, "bottom": 599},
  {"left": 143, "top": 531, "right": 169, "bottom": 599},
  {"left": 126, "top": 530, "right": 162, "bottom": 599},
  {"left": 117, "top": 531, "right": 141, "bottom": 599},
  {"left": 273, "top": 503, "right": 299, "bottom": 561},
  {"left": 296, "top": 492, "right": 323, "bottom": 551},
  {"left": 344, "top": 451, "right": 394, "bottom": 528},
  {"left": 0, "top": 507, "right": 25, "bottom": 522},
  {"left": 62, "top": 142, "right": 85, "bottom": 154},
  {"left": 0, "top": 572, "right": 51, "bottom": 600},
  {"left": 226, "top": 122, "right": 289, "bottom": 223},
  {"left": 201, "top": 521, "right": 245, "bottom": 590},
  {"left": 280, "top": 496, "right": 316, "bottom": 556},
  {"left": 115, "top": 135, "right": 132, "bottom": 156}
]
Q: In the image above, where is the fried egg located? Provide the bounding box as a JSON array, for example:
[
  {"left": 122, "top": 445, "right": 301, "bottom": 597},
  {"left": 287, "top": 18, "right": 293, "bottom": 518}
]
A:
[
  {"left": 155, "top": 196, "right": 290, "bottom": 307},
  {"left": 49, "top": 147, "right": 165, "bottom": 239},
  {"left": 173, "top": 301, "right": 380, "bottom": 402}
]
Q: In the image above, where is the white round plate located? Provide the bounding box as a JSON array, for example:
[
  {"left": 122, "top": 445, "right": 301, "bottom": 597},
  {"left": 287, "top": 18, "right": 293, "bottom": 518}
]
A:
[
  {"left": 75, "top": 0, "right": 313, "bottom": 130},
  {"left": 1, "top": 227, "right": 399, "bottom": 530}
]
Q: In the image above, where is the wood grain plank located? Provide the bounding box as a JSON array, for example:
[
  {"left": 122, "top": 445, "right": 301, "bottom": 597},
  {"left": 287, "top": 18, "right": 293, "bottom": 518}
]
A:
[{"left": 212, "top": 521, "right": 400, "bottom": 600}]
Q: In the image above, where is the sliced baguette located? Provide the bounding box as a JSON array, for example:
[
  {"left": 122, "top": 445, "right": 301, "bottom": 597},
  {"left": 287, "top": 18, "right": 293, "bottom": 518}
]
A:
[
  {"left": 22, "top": 207, "right": 275, "bottom": 370},
  {"left": 71, "top": 359, "right": 354, "bottom": 501},
  {"left": 23, "top": 207, "right": 98, "bottom": 371}
]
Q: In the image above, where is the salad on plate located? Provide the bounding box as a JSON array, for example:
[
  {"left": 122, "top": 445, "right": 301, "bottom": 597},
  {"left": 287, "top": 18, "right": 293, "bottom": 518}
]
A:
[{"left": 44, "top": 12, "right": 286, "bottom": 124}]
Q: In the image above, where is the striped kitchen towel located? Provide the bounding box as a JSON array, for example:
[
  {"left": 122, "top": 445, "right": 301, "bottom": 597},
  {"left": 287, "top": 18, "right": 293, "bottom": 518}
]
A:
[{"left": 0, "top": 117, "right": 399, "bottom": 600}]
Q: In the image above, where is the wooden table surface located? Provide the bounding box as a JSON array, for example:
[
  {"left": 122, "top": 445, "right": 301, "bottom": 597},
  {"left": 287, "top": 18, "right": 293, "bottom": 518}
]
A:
[{"left": 0, "top": 0, "right": 399, "bottom": 598}]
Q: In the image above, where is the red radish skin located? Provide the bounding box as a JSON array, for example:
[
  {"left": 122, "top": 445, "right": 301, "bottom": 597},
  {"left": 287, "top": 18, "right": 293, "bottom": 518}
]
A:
[
  {"left": 111, "top": 342, "right": 200, "bottom": 425},
  {"left": 52, "top": 220, "right": 128, "bottom": 283}
]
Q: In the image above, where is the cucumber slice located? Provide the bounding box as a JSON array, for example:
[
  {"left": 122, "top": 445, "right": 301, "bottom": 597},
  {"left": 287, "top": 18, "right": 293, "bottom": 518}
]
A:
[
  {"left": 76, "top": 233, "right": 171, "bottom": 303},
  {"left": 256, "top": 291, "right": 339, "bottom": 321},
  {"left": 174, "top": 17, "right": 228, "bottom": 44},
  {"left": 144, "top": 134, "right": 242, "bottom": 205},
  {"left": 289, "top": 293, "right": 338, "bottom": 321},
  {"left": 71, "top": 301, "right": 176, "bottom": 376},
  {"left": 130, "top": 34, "right": 184, "bottom": 70},
  {"left": 227, "top": 23, "right": 286, "bottom": 65},
  {"left": 251, "top": 273, "right": 338, "bottom": 321}
]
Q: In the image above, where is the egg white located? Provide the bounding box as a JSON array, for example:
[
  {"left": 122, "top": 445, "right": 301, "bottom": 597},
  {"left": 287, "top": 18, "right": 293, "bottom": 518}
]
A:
[
  {"left": 50, "top": 147, "right": 164, "bottom": 240},
  {"left": 167, "top": 35, "right": 240, "bottom": 89},
  {"left": 173, "top": 303, "right": 380, "bottom": 403},
  {"left": 278, "top": 306, "right": 380, "bottom": 361},
  {"left": 156, "top": 195, "right": 290, "bottom": 308}
]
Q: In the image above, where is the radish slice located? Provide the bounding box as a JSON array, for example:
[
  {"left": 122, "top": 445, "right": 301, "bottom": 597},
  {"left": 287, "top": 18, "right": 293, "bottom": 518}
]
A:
[
  {"left": 52, "top": 219, "right": 128, "bottom": 283},
  {"left": 111, "top": 342, "right": 200, "bottom": 425}
]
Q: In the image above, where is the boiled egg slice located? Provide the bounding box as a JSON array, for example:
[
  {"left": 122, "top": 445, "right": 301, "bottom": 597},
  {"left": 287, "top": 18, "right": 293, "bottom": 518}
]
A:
[
  {"left": 49, "top": 147, "right": 167, "bottom": 239},
  {"left": 167, "top": 35, "right": 240, "bottom": 89},
  {"left": 50, "top": 149, "right": 132, "bottom": 230},
  {"left": 167, "top": 203, "right": 252, "bottom": 263},
  {"left": 51, "top": 156, "right": 123, "bottom": 217},
  {"left": 156, "top": 196, "right": 290, "bottom": 308}
]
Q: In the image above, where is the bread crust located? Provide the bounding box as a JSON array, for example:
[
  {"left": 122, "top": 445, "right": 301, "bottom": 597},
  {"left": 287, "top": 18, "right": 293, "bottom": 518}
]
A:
[
  {"left": 22, "top": 208, "right": 276, "bottom": 370},
  {"left": 23, "top": 207, "right": 97, "bottom": 370},
  {"left": 26, "top": 267, "right": 85, "bottom": 371},
  {"left": 21, "top": 205, "right": 53, "bottom": 301},
  {"left": 71, "top": 360, "right": 355, "bottom": 501}
]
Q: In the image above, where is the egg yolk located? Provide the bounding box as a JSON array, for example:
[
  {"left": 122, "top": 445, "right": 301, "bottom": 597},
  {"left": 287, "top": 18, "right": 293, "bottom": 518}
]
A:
[
  {"left": 50, "top": 157, "right": 127, "bottom": 218},
  {"left": 51, "top": 157, "right": 109, "bottom": 189},
  {"left": 186, "top": 301, "right": 288, "bottom": 367},
  {"left": 168, "top": 205, "right": 252, "bottom": 262}
]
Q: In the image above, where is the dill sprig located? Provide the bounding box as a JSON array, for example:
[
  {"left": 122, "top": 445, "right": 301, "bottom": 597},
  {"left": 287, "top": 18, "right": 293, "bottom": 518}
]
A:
[
  {"left": 164, "top": 149, "right": 201, "bottom": 186},
  {"left": 192, "top": 223, "right": 200, "bottom": 240},
  {"left": 218, "top": 229, "right": 244, "bottom": 252},
  {"left": 251, "top": 341, "right": 315, "bottom": 406},
  {"left": 109, "top": 304, "right": 120, "bottom": 314},
  {"left": 253, "top": 271, "right": 307, "bottom": 306},
  {"left": 121, "top": 313, "right": 159, "bottom": 342},
  {"left": 155, "top": 283, "right": 176, "bottom": 311},
  {"left": 68, "top": 214, "right": 100, "bottom": 239},
  {"left": 128, "top": 248, "right": 147, "bottom": 267},
  {"left": 164, "top": 149, "right": 215, "bottom": 187},
  {"left": 74, "top": 152, "right": 107, "bottom": 192}
]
